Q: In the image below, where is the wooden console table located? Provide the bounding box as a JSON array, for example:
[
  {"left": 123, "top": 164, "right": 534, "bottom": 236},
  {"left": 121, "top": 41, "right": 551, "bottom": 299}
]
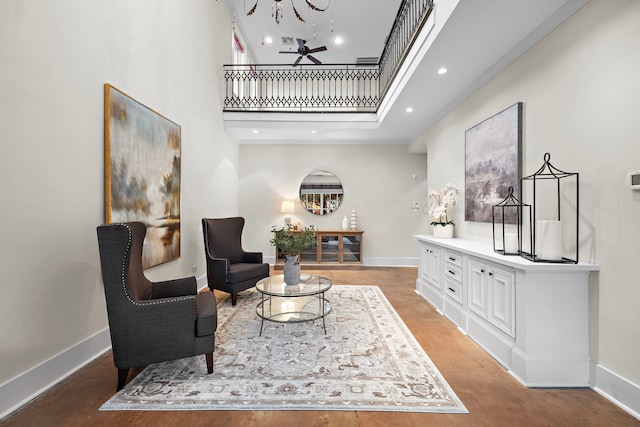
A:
[{"left": 276, "top": 229, "right": 363, "bottom": 265}]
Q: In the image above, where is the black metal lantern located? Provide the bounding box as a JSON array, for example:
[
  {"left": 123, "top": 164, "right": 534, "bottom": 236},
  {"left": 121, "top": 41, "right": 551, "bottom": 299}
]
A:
[
  {"left": 520, "top": 153, "right": 579, "bottom": 263},
  {"left": 492, "top": 186, "right": 531, "bottom": 256}
]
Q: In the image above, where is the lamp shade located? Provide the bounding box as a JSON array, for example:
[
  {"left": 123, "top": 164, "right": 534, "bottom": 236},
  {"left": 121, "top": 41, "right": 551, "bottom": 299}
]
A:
[{"left": 281, "top": 200, "right": 295, "bottom": 213}]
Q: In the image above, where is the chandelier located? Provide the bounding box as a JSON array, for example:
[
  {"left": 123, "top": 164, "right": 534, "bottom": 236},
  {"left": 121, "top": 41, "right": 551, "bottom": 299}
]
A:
[{"left": 246, "top": 0, "right": 331, "bottom": 24}]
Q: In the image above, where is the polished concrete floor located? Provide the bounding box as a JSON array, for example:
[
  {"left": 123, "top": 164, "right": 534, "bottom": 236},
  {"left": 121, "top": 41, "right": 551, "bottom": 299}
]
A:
[{"left": 2, "top": 267, "right": 638, "bottom": 426}]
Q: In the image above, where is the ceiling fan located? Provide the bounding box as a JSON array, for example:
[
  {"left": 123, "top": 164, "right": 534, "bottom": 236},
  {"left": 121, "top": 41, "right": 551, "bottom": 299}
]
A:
[{"left": 279, "top": 38, "right": 327, "bottom": 67}]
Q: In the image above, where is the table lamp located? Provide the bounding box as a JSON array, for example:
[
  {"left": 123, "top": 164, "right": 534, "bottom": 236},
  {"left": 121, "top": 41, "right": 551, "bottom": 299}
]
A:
[{"left": 281, "top": 200, "right": 295, "bottom": 226}]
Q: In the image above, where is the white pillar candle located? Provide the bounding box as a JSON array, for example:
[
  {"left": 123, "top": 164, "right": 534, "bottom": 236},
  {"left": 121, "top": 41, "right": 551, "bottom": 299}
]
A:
[
  {"left": 536, "top": 220, "right": 562, "bottom": 261},
  {"left": 504, "top": 233, "right": 519, "bottom": 253}
]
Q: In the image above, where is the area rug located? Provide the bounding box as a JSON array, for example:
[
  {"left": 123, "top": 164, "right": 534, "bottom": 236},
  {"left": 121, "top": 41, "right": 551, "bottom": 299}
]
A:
[{"left": 100, "top": 285, "right": 467, "bottom": 413}]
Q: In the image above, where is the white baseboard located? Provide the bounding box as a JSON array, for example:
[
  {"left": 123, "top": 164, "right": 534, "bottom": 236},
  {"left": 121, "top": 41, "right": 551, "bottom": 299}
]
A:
[
  {"left": 196, "top": 273, "right": 208, "bottom": 291},
  {"left": 592, "top": 364, "right": 640, "bottom": 421},
  {"left": 0, "top": 328, "right": 111, "bottom": 421}
]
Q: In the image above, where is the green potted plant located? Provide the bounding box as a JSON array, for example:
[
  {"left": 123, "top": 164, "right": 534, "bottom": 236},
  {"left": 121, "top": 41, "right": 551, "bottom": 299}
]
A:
[{"left": 270, "top": 225, "right": 316, "bottom": 285}]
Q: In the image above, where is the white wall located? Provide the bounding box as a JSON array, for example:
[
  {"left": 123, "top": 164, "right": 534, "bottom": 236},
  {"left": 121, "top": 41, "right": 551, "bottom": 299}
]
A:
[
  {"left": 239, "top": 144, "right": 427, "bottom": 265},
  {"left": 0, "top": 0, "right": 238, "bottom": 415},
  {"left": 413, "top": 0, "right": 640, "bottom": 406}
]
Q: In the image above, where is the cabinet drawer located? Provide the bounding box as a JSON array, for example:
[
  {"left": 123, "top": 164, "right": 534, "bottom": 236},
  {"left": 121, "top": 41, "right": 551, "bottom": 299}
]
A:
[
  {"left": 443, "top": 250, "right": 463, "bottom": 268},
  {"left": 444, "top": 263, "right": 463, "bottom": 284},
  {"left": 444, "top": 277, "right": 463, "bottom": 304}
]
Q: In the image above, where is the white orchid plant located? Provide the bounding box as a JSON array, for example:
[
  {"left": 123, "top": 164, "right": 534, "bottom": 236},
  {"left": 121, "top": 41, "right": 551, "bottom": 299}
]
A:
[{"left": 428, "top": 183, "right": 460, "bottom": 226}]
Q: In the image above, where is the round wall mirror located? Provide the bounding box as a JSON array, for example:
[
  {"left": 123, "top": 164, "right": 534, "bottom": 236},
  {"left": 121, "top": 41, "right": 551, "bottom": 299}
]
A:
[{"left": 299, "top": 170, "right": 344, "bottom": 216}]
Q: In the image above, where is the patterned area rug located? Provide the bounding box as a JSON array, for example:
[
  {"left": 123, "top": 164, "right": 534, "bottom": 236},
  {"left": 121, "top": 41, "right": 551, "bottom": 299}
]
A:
[{"left": 101, "top": 285, "right": 467, "bottom": 413}]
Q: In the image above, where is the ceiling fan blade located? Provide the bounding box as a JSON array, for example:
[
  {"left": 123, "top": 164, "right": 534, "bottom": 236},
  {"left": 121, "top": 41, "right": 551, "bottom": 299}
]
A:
[
  {"left": 292, "top": 56, "right": 303, "bottom": 67},
  {"left": 296, "top": 38, "right": 306, "bottom": 50},
  {"left": 308, "top": 46, "right": 327, "bottom": 54},
  {"left": 279, "top": 51, "right": 299, "bottom": 54},
  {"left": 307, "top": 55, "right": 321, "bottom": 65}
]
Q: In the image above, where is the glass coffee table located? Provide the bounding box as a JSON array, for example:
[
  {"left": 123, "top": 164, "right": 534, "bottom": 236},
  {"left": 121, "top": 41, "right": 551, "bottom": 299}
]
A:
[{"left": 255, "top": 274, "right": 332, "bottom": 336}]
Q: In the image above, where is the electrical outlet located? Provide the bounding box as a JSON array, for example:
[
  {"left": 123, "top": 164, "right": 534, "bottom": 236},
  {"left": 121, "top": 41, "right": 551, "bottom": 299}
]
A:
[{"left": 412, "top": 202, "right": 420, "bottom": 209}]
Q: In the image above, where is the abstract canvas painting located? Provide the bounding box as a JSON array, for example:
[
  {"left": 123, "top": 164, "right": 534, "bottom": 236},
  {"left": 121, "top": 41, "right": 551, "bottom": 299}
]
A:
[
  {"left": 104, "top": 84, "right": 181, "bottom": 268},
  {"left": 465, "top": 102, "right": 522, "bottom": 223}
]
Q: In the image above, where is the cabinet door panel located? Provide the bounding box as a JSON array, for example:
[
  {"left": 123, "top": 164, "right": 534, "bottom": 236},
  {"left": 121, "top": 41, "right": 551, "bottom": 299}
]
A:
[
  {"left": 428, "top": 248, "right": 441, "bottom": 290},
  {"left": 420, "top": 246, "right": 430, "bottom": 281},
  {"left": 420, "top": 244, "right": 441, "bottom": 290},
  {"left": 342, "top": 235, "right": 361, "bottom": 262},
  {"left": 488, "top": 269, "right": 515, "bottom": 338},
  {"left": 320, "top": 235, "right": 340, "bottom": 262},
  {"left": 468, "top": 260, "right": 488, "bottom": 318}
]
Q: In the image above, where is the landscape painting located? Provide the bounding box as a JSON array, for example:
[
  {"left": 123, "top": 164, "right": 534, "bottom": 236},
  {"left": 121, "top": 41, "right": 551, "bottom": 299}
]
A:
[
  {"left": 104, "top": 84, "right": 181, "bottom": 268},
  {"left": 465, "top": 102, "right": 522, "bottom": 223}
]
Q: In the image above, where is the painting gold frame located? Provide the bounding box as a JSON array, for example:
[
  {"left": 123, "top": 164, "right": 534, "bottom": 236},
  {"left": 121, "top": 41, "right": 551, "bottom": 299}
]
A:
[{"left": 104, "top": 84, "right": 181, "bottom": 268}]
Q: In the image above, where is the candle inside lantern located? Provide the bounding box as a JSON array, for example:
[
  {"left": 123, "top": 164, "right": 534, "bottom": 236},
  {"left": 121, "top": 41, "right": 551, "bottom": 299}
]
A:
[
  {"left": 536, "top": 220, "right": 562, "bottom": 261},
  {"left": 504, "top": 233, "right": 519, "bottom": 253}
]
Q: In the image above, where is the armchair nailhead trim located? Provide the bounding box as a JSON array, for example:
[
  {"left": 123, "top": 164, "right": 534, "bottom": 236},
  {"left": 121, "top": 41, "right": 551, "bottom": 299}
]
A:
[{"left": 112, "top": 224, "right": 196, "bottom": 318}]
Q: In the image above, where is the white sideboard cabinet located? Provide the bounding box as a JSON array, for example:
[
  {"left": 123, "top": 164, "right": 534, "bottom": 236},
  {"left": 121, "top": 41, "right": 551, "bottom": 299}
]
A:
[{"left": 415, "top": 235, "right": 599, "bottom": 387}]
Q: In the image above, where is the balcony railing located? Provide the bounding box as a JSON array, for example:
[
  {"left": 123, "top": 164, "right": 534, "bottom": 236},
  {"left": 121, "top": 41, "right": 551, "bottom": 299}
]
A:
[
  {"left": 223, "top": 0, "right": 433, "bottom": 113},
  {"left": 224, "top": 64, "right": 379, "bottom": 112},
  {"left": 379, "top": 0, "right": 434, "bottom": 101}
]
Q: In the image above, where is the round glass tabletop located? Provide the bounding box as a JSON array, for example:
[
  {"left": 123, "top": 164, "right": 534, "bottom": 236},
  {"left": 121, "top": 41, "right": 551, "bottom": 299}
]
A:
[{"left": 255, "top": 274, "right": 332, "bottom": 297}]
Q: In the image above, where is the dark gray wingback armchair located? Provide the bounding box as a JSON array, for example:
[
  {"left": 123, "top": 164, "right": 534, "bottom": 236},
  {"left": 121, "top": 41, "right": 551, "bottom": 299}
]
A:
[
  {"left": 97, "top": 222, "right": 217, "bottom": 391},
  {"left": 202, "top": 217, "right": 270, "bottom": 306}
]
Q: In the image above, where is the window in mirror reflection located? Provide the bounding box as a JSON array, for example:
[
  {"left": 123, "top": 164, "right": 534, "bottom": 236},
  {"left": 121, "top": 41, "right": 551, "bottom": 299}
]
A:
[{"left": 299, "top": 170, "right": 343, "bottom": 216}]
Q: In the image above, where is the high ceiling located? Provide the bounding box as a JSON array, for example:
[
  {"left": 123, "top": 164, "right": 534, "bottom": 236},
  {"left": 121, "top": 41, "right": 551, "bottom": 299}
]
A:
[
  {"left": 227, "top": 0, "right": 403, "bottom": 65},
  {"left": 223, "top": 0, "right": 590, "bottom": 151}
]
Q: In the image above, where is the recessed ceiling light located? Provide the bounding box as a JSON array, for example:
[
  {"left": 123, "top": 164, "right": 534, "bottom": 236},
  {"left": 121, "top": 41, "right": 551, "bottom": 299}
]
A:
[
  {"left": 334, "top": 36, "right": 344, "bottom": 45},
  {"left": 311, "top": 130, "right": 317, "bottom": 134},
  {"left": 252, "top": 129, "right": 259, "bottom": 134},
  {"left": 265, "top": 36, "right": 273, "bottom": 44},
  {"left": 406, "top": 107, "right": 414, "bottom": 113},
  {"left": 438, "top": 67, "right": 448, "bottom": 75}
]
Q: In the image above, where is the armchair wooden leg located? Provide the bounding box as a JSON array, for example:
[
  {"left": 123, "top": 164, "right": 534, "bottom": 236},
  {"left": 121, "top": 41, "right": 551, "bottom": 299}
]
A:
[
  {"left": 205, "top": 352, "right": 213, "bottom": 374},
  {"left": 231, "top": 293, "right": 238, "bottom": 306},
  {"left": 117, "top": 368, "right": 129, "bottom": 391}
]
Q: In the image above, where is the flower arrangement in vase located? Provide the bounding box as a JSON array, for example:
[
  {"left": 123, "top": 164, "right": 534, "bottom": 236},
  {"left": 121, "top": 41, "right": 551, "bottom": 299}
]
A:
[{"left": 428, "top": 183, "right": 460, "bottom": 237}]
